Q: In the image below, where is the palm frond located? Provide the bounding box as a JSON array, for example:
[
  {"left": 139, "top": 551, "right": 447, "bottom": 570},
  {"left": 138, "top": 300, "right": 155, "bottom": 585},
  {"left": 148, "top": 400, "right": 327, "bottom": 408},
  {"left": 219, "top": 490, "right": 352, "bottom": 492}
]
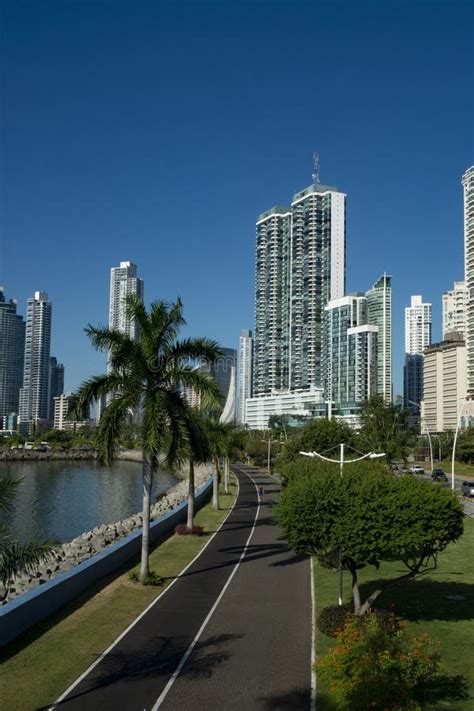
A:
[
  {"left": 73, "top": 373, "right": 129, "bottom": 419},
  {"left": 0, "top": 539, "right": 56, "bottom": 587},
  {"left": 0, "top": 478, "right": 19, "bottom": 513},
  {"left": 169, "top": 337, "right": 223, "bottom": 365},
  {"left": 96, "top": 396, "right": 136, "bottom": 465},
  {"left": 176, "top": 367, "right": 223, "bottom": 410}
]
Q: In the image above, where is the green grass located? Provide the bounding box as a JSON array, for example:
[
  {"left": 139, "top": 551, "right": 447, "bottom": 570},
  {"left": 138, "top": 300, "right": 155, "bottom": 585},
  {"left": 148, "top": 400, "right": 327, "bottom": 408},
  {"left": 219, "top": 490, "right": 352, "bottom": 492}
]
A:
[
  {"left": 414, "top": 460, "right": 474, "bottom": 479},
  {"left": 0, "top": 477, "right": 238, "bottom": 711},
  {"left": 314, "top": 517, "right": 474, "bottom": 710}
]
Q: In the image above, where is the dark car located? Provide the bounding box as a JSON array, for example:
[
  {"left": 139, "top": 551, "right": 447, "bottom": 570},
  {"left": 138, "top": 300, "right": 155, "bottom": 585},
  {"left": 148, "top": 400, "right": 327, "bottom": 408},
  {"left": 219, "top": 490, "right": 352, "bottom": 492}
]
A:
[
  {"left": 431, "top": 469, "right": 448, "bottom": 482},
  {"left": 461, "top": 480, "right": 474, "bottom": 497}
]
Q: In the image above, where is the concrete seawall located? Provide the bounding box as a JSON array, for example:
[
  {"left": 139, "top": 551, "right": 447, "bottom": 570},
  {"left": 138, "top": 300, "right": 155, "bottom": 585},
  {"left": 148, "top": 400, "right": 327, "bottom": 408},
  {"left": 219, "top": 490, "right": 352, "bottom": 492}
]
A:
[{"left": 0, "top": 477, "right": 213, "bottom": 647}]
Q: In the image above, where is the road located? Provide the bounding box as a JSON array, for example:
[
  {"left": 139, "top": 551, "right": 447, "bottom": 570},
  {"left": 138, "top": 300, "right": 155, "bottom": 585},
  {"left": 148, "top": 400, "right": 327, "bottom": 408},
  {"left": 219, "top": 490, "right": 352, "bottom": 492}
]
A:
[
  {"left": 411, "top": 470, "right": 474, "bottom": 517},
  {"left": 50, "top": 465, "right": 312, "bottom": 711}
]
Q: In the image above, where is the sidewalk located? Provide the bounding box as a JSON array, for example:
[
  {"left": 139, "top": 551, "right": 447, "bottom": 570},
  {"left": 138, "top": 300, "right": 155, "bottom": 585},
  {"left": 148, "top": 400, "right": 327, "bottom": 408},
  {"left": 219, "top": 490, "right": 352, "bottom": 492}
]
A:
[{"left": 53, "top": 465, "right": 312, "bottom": 710}]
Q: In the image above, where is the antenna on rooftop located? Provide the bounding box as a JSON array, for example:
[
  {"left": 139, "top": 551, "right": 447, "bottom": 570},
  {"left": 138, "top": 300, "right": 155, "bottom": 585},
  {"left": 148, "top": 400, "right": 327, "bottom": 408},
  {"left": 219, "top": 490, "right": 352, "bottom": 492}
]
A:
[{"left": 312, "top": 152, "right": 320, "bottom": 184}]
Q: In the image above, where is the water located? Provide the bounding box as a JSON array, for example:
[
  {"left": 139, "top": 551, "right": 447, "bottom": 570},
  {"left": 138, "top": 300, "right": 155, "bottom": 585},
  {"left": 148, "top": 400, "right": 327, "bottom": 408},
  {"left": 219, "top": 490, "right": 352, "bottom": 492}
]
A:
[{"left": 0, "top": 460, "right": 178, "bottom": 543}]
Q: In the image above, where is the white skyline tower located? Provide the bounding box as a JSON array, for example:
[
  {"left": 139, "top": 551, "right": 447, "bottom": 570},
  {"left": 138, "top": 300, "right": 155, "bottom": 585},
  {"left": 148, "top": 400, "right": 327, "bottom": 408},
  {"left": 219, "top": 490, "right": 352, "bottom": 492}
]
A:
[
  {"left": 18, "top": 291, "right": 52, "bottom": 428},
  {"left": 237, "top": 329, "right": 253, "bottom": 423},
  {"left": 442, "top": 280, "right": 467, "bottom": 339},
  {"left": 109, "top": 261, "right": 144, "bottom": 339},
  {"left": 463, "top": 166, "right": 474, "bottom": 395},
  {"left": 405, "top": 295, "right": 432, "bottom": 355}
]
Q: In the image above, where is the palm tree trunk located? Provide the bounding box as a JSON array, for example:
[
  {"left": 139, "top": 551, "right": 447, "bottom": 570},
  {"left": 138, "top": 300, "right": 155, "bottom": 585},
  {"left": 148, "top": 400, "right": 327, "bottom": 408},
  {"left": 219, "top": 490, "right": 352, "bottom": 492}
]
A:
[
  {"left": 224, "top": 456, "right": 229, "bottom": 494},
  {"left": 139, "top": 454, "right": 153, "bottom": 582},
  {"left": 187, "top": 459, "right": 195, "bottom": 532},
  {"left": 212, "top": 456, "right": 219, "bottom": 510}
]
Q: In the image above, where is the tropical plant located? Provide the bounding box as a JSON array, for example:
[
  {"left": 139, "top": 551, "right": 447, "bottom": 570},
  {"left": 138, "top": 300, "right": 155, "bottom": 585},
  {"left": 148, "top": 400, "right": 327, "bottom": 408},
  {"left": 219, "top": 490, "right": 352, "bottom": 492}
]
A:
[
  {"left": 317, "top": 611, "right": 442, "bottom": 709},
  {"left": 74, "top": 295, "right": 222, "bottom": 582},
  {"left": 0, "top": 478, "right": 55, "bottom": 600},
  {"left": 275, "top": 462, "right": 464, "bottom": 614},
  {"left": 278, "top": 418, "right": 355, "bottom": 466},
  {"left": 358, "top": 394, "right": 415, "bottom": 463},
  {"left": 204, "top": 419, "right": 236, "bottom": 509}
]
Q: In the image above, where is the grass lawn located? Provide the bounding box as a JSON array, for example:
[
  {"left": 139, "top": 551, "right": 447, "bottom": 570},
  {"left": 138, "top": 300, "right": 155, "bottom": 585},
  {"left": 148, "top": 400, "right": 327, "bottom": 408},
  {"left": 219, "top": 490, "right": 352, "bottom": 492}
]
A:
[
  {"left": 414, "top": 460, "right": 474, "bottom": 480},
  {"left": 0, "top": 477, "right": 238, "bottom": 711},
  {"left": 314, "top": 517, "right": 474, "bottom": 710}
]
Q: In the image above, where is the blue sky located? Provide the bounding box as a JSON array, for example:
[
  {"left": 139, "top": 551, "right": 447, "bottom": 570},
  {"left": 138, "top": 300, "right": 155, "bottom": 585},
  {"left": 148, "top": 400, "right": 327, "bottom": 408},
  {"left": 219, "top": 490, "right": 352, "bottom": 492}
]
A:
[{"left": 1, "top": 0, "right": 473, "bottom": 397}]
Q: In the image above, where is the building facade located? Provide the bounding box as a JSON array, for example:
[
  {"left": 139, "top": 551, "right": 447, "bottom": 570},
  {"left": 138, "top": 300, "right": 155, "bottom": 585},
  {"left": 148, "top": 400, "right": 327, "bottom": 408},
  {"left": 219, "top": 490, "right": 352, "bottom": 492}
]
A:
[
  {"left": 253, "top": 179, "right": 346, "bottom": 396},
  {"left": 237, "top": 329, "right": 253, "bottom": 424},
  {"left": 323, "top": 294, "right": 377, "bottom": 404},
  {"left": 463, "top": 166, "right": 474, "bottom": 395},
  {"left": 366, "top": 274, "right": 392, "bottom": 401},
  {"left": 442, "top": 280, "right": 467, "bottom": 339},
  {"left": 53, "top": 393, "right": 89, "bottom": 431},
  {"left": 18, "top": 292, "right": 52, "bottom": 429},
  {"left": 404, "top": 295, "right": 432, "bottom": 412},
  {"left": 0, "top": 288, "right": 25, "bottom": 418},
  {"left": 244, "top": 387, "right": 325, "bottom": 430},
  {"left": 48, "top": 356, "right": 64, "bottom": 422},
  {"left": 422, "top": 336, "right": 467, "bottom": 432}
]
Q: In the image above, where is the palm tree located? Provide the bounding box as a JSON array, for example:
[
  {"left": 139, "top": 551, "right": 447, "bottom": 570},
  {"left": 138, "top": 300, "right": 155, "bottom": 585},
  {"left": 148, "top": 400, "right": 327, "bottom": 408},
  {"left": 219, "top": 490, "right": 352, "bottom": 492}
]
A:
[
  {"left": 0, "top": 478, "right": 55, "bottom": 601},
  {"left": 74, "top": 296, "right": 222, "bottom": 582},
  {"left": 205, "top": 419, "right": 233, "bottom": 510},
  {"left": 182, "top": 410, "right": 212, "bottom": 532}
]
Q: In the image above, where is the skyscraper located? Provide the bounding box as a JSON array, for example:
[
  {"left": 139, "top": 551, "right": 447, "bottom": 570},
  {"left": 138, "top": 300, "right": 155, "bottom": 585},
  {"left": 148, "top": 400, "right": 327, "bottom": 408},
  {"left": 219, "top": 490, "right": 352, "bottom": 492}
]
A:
[
  {"left": 109, "top": 261, "right": 144, "bottom": 338},
  {"left": 442, "top": 280, "right": 467, "bottom": 339},
  {"left": 404, "top": 295, "right": 432, "bottom": 412},
  {"left": 18, "top": 292, "right": 52, "bottom": 429},
  {"left": 366, "top": 274, "right": 392, "bottom": 401},
  {"left": 48, "top": 356, "right": 64, "bottom": 421},
  {"left": 323, "top": 294, "right": 377, "bottom": 404},
  {"left": 253, "top": 176, "right": 346, "bottom": 395},
  {"left": 237, "top": 329, "right": 253, "bottom": 423},
  {"left": 463, "top": 166, "right": 474, "bottom": 395},
  {"left": 0, "top": 288, "right": 25, "bottom": 418}
]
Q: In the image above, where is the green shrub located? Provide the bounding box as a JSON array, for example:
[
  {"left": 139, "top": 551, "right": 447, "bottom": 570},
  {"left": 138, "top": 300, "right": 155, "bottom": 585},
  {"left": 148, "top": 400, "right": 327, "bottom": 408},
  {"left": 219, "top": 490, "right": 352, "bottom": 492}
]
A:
[
  {"left": 128, "top": 570, "right": 163, "bottom": 586},
  {"left": 316, "top": 611, "right": 442, "bottom": 710},
  {"left": 174, "top": 523, "right": 204, "bottom": 536},
  {"left": 317, "top": 604, "right": 353, "bottom": 637}
]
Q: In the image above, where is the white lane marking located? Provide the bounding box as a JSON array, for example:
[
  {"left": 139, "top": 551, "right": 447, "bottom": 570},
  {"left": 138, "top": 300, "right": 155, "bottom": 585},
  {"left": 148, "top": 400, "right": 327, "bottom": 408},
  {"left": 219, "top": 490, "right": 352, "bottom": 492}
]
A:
[
  {"left": 152, "top": 469, "right": 260, "bottom": 710},
  {"left": 310, "top": 556, "right": 316, "bottom": 711},
  {"left": 49, "top": 475, "right": 240, "bottom": 710}
]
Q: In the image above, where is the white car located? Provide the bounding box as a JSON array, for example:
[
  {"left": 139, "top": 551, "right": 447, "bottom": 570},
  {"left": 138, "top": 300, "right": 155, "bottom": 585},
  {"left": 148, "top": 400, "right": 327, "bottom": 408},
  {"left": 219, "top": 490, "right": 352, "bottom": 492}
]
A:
[{"left": 409, "top": 465, "right": 425, "bottom": 474}]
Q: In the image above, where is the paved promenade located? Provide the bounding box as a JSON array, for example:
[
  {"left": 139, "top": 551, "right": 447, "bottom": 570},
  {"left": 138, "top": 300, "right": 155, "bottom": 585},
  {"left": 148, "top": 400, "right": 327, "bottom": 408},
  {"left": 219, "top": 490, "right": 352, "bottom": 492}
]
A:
[{"left": 52, "top": 465, "right": 312, "bottom": 710}]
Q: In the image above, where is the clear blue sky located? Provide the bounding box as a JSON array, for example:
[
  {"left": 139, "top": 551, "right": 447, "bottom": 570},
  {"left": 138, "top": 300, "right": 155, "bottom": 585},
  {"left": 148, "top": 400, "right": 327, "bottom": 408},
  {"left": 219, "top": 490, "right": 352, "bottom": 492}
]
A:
[{"left": 1, "top": 0, "right": 473, "bottom": 397}]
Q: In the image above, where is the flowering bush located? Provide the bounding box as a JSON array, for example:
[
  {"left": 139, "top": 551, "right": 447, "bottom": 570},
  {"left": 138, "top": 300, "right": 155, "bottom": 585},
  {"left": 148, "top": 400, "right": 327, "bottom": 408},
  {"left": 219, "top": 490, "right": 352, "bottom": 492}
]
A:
[
  {"left": 316, "top": 612, "right": 441, "bottom": 709},
  {"left": 174, "top": 523, "right": 204, "bottom": 536}
]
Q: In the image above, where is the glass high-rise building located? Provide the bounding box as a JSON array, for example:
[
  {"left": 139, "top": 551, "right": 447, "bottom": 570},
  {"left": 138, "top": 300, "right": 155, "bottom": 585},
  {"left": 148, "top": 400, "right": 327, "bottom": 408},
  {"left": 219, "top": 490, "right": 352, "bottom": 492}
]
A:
[
  {"left": 366, "top": 274, "right": 392, "bottom": 401},
  {"left": 463, "top": 166, "right": 474, "bottom": 394},
  {"left": 48, "top": 356, "right": 64, "bottom": 421},
  {"left": 323, "top": 294, "right": 377, "bottom": 404},
  {"left": 253, "top": 178, "right": 346, "bottom": 396},
  {"left": 404, "top": 295, "right": 432, "bottom": 412},
  {"left": 19, "top": 291, "right": 52, "bottom": 428},
  {"left": 0, "top": 288, "right": 25, "bottom": 418}
]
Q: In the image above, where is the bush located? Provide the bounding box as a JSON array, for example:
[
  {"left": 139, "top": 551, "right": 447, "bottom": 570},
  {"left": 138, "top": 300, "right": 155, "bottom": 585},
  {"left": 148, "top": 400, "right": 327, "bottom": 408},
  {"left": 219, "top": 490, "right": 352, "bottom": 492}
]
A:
[
  {"left": 317, "top": 604, "right": 353, "bottom": 637},
  {"left": 174, "top": 523, "right": 204, "bottom": 536},
  {"left": 128, "top": 570, "right": 163, "bottom": 586},
  {"left": 316, "top": 611, "right": 442, "bottom": 710}
]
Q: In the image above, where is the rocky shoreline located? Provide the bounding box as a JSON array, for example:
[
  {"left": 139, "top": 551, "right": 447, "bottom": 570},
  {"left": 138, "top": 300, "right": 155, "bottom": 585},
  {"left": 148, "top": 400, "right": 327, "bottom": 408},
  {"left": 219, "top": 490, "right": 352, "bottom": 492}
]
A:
[
  {"left": 1, "top": 462, "right": 209, "bottom": 604},
  {"left": 0, "top": 447, "right": 145, "bottom": 462}
]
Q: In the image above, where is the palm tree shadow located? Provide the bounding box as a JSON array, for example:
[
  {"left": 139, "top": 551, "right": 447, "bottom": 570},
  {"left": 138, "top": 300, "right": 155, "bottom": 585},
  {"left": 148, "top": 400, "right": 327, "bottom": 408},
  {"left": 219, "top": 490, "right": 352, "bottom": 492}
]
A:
[
  {"left": 414, "top": 673, "right": 470, "bottom": 707},
  {"left": 258, "top": 688, "right": 312, "bottom": 710}
]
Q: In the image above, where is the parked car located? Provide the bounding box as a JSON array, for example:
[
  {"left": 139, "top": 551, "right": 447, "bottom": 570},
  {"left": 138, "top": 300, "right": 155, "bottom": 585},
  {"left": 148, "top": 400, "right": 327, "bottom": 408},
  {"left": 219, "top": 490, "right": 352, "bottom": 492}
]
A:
[
  {"left": 461, "top": 480, "right": 474, "bottom": 497},
  {"left": 431, "top": 469, "right": 448, "bottom": 482},
  {"left": 409, "top": 465, "right": 425, "bottom": 474}
]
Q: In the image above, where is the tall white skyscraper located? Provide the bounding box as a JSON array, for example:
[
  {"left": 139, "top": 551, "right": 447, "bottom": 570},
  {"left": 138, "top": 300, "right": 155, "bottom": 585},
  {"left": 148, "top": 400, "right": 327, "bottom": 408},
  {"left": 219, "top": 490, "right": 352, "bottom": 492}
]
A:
[
  {"left": 405, "top": 295, "right": 432, "bottom": 355},
  {"left": 109, "top": 261, "right": 144, "bottom": 339},
  {"left": 463, "top": 166, "right": 474, "bottom": 395},
  {"left": 237, "top": 329, "right": 253, "bottom": 423},
  {"left": 253, "top": 175, "right": 346, "bottom": 395},
  {"left": 442, "top": 280, "right": 467, "bottom": 339},
  {"left": 19, "top": 292, "right": 52, "bottom": 429}
]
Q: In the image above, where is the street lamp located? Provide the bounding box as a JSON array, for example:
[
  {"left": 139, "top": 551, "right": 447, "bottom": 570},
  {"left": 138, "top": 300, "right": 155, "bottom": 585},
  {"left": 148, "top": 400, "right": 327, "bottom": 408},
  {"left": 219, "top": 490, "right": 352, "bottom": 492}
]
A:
[
  {"left": 408, "top": 400, "right": 434, "bottom": 473},
  {"left": 261, "top": 430, "right": 278, "bottom": 475},
  {"left": 452, "top": 398, "right": 469, "bottom": 492},
  {"left": 301, "top": 444, "right": 385, "bottom": 606}
]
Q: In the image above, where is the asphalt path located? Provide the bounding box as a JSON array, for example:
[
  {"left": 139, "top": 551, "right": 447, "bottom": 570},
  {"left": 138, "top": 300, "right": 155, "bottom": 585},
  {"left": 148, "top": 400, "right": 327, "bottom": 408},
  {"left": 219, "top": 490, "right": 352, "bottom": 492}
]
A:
[{"left": 49, "top": 465, "right": 312, "bottom": 711}]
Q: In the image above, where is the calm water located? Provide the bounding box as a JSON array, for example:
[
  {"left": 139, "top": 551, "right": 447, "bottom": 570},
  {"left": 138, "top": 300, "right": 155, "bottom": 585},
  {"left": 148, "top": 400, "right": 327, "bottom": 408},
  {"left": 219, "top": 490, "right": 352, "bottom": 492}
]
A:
[{"left": 0, "top": 460, "right": 178, "bottom": 543}]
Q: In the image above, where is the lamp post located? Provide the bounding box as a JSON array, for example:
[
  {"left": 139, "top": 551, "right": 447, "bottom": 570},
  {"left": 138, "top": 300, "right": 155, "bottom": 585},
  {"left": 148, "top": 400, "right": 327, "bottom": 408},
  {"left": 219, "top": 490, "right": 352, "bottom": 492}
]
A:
[
  {"left": 409, "top": 400, "right": 433, "bottom": 473},
  {"left": 301, "top": 445, "right": 385, "bottom": 606},
  {"left": 452, "top": 398, "right": 468, "bottom": 492},
  {"left": 261, "top": 430, "right": 278, "bottom": 475}
]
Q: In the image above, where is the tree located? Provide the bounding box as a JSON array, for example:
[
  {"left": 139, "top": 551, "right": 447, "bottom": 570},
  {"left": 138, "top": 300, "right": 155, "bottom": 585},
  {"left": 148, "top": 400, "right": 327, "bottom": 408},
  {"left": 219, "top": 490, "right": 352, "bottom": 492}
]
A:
[
  {"left": 358, "top": 395, "right": 415, "bottom": 463},
  {"left": 205, "top": 418, "right": 231, "bottom": 510},
  {"left": 456, "top": 426, "right": 474, "bottom": 464},
  {"left": 278, "top": 418, "right": 355, "bottom": 467},
  {"left": 0, "top": 478, "right": 55, "bottom": 601},
  {"left": 275, "top": 462, "right": 464, "bottom": 614},
  {"left": 74, "top": 296, "right": 222, "bottom": 582}
]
